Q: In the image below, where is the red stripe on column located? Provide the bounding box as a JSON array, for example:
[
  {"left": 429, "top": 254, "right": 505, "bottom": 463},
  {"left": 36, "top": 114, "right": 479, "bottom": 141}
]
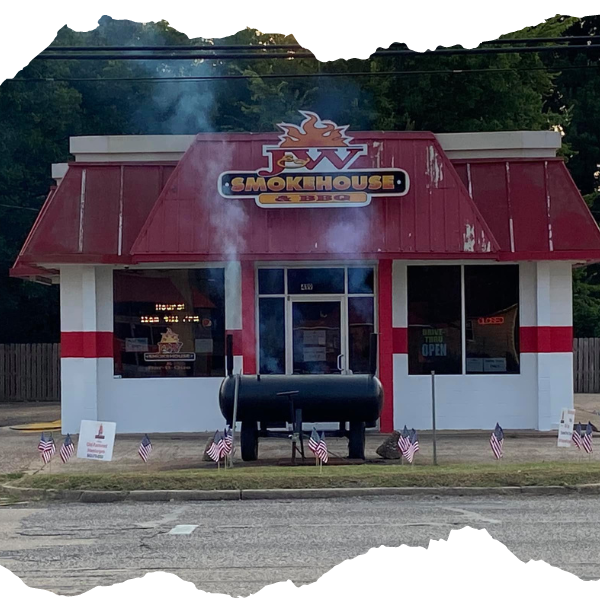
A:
[
  {"left": 520, "top": 326, "right": 573, "bottom": 353},
  {"left": 378, "top": 260, "right": 394, "bottom": 433},
  {"left": 392, "top": 327, "right": 408, "bottom": 354},
  {"left": 241, "top": 261, "right": 257, "bottom": 374},
  {"left": 225, "top": 330, "right": 243, "bottom": 355},
  {"left": 61, "top": 332, "right": 114, "bottom": 358}
]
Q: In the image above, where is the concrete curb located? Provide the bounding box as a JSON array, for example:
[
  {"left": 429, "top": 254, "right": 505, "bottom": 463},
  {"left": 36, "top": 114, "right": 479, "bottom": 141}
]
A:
[{"left": 3, "top": 482, "right": 600, "bottom": 502}]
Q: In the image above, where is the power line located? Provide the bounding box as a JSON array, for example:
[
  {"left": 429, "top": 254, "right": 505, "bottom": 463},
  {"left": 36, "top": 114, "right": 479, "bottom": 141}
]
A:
[
  {"left": 0, "top": 203, "right": 39, "bottom": 212},
  {"left": 40, "top": 36, "right": 600, "bottom": 53},
  {"left": 10, "top": 64, "right": 600, "bottom": 84},
  {"left": 34, "top": 44, "right": 600, "bottom": 61}
]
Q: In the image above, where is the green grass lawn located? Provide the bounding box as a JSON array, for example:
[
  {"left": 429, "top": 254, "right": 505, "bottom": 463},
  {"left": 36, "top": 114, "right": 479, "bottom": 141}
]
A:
[{"left": 9, "top": 462, "right": 600, "bottom": 492}]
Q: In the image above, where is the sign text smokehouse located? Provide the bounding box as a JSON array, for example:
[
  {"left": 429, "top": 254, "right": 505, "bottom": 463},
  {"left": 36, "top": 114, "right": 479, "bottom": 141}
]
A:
[{"left": 219, "top": 111, "right": 410, "bottom": 208}]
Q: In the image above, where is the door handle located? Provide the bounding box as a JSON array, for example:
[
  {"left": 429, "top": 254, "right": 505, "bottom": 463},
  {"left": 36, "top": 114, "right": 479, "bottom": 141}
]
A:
[{"left": 337, "top": 354, "right": 344, "bottom": 371}]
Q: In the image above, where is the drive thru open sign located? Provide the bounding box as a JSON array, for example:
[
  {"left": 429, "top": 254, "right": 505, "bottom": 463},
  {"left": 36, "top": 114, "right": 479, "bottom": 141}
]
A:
[{"left": 557, "top": 408, "right": 576, "bottom": 448}]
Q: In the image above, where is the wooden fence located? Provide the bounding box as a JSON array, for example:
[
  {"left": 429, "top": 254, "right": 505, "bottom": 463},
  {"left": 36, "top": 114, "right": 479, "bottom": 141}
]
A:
[
  {"left": 574, "top": 338, "right": 600, "bottom": 393},
  {"left": 0, "top": 344, "right": 60, "bottom": 402}
]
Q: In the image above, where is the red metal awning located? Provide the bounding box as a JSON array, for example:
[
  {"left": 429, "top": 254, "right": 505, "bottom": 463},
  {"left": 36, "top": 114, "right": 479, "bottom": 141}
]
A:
[{"left": 12, "top": 131, "right": 600, "bottom": 278}]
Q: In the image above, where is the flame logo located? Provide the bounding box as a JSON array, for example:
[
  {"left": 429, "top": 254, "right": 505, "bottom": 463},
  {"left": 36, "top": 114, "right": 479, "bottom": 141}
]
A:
[{"left": 277, "top": 111, "right": 352, "bottom": 148}]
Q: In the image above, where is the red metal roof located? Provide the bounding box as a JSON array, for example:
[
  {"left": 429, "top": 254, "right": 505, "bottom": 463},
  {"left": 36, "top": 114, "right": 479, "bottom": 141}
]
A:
[
  {"left": 131, "top": 132, "right": 499, "bottom": 260},
  {"left": 12, "top": 131, "right": 600, "bottom": 277},
  {"left": 12, "top": 163, "right": 175, "bottom": 274},
  {"left": 453, "top": 159, "right": 600, "bottom": 260}
]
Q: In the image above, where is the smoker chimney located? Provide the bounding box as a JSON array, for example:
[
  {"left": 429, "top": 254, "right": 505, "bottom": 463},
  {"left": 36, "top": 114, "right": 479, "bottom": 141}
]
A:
[
  {"left": 226, "top": 334, "right": 234, "bottom": 376},
  {"left": 369, "top": 333, "right": 378, "bottom": 376}
]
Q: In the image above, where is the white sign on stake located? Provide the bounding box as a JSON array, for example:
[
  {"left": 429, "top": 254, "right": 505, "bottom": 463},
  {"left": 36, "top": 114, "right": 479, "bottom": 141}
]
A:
[
  {"left": 77, "top": 420, "right": 117, "bottom": 461},
  {"left": 557, "top": 408, "right": 576, "bottom": 448}
]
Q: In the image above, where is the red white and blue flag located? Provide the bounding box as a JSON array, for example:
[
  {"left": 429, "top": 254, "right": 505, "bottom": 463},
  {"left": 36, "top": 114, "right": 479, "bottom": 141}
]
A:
[
  {"left": 38, "top": 433, "right": 56, "bottom": 464},
  {"left": 138, "top": 434, "right": 152, "bottom": 462},
  {"left": 308, "top": 428, "right": 328, "bottom": 463},
  {"left": 207, "top": 430, "right": 225, "bottom": 462},
  {"left": 490, "top": 423, "right": 504, "bottom": 459},
  {"left": 223, "top": 427, "right": 233, "bottom": 457},
  {"left": 404, "top": 429, "right": 420, "bottom": 464},
  {"left": 398, "top": 426, "right": 410, "bottom": 455},
  {"left": 572, "top": 423, "right": 583, "bottom": 449},
  {"left": 59, "top": 434, "right": 75, "bottom": 463},
  {"left": 582, "top": 422, "right": 593, "bottom": 454}
]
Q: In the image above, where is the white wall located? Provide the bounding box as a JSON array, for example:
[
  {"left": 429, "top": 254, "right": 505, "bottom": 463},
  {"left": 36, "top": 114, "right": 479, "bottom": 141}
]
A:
[
  {"left": 393, "top": 354, "right": 538, "bottom": 430},
  {"left": 391, "top": 261, "right": 574, "bottom": 431}
]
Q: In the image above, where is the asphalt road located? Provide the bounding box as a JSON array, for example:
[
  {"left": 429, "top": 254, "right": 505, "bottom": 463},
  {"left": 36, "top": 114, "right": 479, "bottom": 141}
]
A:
[{"left": 0, "top": 495, "right": 599, "bottom": 596}]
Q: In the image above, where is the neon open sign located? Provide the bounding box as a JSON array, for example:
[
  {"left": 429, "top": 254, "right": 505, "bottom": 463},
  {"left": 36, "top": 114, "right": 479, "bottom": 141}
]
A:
[{"left": 477, "top": 317, "right": 505, "bottom": 325}]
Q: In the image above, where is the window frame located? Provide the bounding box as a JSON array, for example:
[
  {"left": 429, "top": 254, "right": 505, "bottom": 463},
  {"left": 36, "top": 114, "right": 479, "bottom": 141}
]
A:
[
  {"left": 407, "top": 264, "right": 521, "bottom": 377},
  {"left": 255, "top": 264, "right": 378, "bottom": 375},
  {"left": 112, "top": 267, "right": 226, "bottom": 380}
]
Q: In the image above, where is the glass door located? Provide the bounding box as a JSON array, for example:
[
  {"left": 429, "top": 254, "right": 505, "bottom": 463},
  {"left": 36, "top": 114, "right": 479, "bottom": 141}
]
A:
[{"left": 288, "top": 297, "right": 347, "bottom": 374}]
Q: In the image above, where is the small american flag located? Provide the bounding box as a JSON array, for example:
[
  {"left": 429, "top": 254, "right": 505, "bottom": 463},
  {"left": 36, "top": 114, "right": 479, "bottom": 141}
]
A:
[
  {"left": 572, "top": 423, "right": 583, "bottom": 449},
  {"left": 308, "top": 428, "right": 320, "bottom": 455},
  {"left": 308, "top": 428, "right": 328, "bottom": 463},
  {"left": 39, "top": 434, "right": 56, "bottom": 464},
  {"left": 138, "top": 434, "right": 152, "bottom": 462},
  {"left": 398, "top": 426, "right": 410, "bottom": 454},
  {"left": 222, "top": 427, "right": 233, "bottom": 456},
  {"left": 490, "top": 423, "right": 504, "bottom": 459},
  {"left": 207, "top": 430, "right": 224, "bottom": 462},
  {"left": 60, "top": 434, "right": 75, "bottom": 463},
  {"left": 582, "top": 422, "right": 593, "bottom": 454},
  {"left": 404, "top": 429, "right": 420, "bottom": 464},
  {"left": 317, "top": 432, "right": 328, "bottom": 464}
]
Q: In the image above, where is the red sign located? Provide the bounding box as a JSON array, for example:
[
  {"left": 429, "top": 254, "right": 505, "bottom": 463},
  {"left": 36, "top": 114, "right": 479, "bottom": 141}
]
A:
[{"left": 477, "top": 317, "right": 505, "bottom": 326}]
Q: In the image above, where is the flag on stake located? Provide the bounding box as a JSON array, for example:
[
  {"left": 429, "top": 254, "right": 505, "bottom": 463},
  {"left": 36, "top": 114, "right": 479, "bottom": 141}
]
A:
[
  {"left": 398, "top": 426, "right": 410, "bottom": 455},
  {"left": 404, "top": 429, "right": 420, "bottom": 464},
  {"left": 223, "top": 427, "right": 233, "bottom": 457},
  {"left": 139, "top": 434, "right": 152, "bottom": 463},
  {"left": 308, "top": 428, "right": 328, "bottom": 464},
  {"left": 308, "top": 427, "right": 320, "bottom": 458},
  {"left": 60, "top": 434, "right": 75, "bottom": 464},
  {"left": 572, "top": 422, "right": 583, "bottom": 449},
  {"left": 582, "top": 422, "right": 593, "bottom": 454},
  {"left": 317, "top": 432, "right": 328, "bottom": 464},
  {"left": 207, "top": 430, "right": 224, "bottom": 462},
  {"left": 39, "top": 433, "right": 56, "bottom": 464},
  {"left": 490, "top": 423, "right": 504, "bottom": 459}
]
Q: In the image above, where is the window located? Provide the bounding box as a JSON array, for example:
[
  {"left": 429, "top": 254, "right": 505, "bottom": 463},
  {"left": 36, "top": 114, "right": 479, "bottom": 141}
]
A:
[
  {"left": 348, "top": 267, "right": 374, "bottom": 294},
  {"left": 407, "top": 265, "right": 520, "bottom": 375},
  {"left": 259, "top": 298, "right": 285, "bottom": 374},
  {"left": 258, "top": 269, "right": 284, "bottom": 295},
  {"left": 113, "top": 269, "right": 225, "bottom": 378},
  {"left": 407, "top": 266, "right": 462, "bottom": 374},
  {"left": 348, "top": 297, "right": 375, "bottom": 373},
  {"left": 465, "top": 265, "right": 520, "bottom": 374}
]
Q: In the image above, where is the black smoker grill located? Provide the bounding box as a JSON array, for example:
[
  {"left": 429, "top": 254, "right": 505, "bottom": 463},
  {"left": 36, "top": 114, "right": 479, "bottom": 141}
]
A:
[{"left": 219, "top": 334, "right": 384, "bottom": 461}]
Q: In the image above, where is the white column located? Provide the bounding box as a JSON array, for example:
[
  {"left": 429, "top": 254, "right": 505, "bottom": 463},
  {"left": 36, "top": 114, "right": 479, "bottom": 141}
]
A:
[
  {"left": 532, "top": 262, "right": 574, "bottom": 430},
  {"left": 391, "top": 261, "right": 407, "bottom": 430},
  {"left": 60, "top": 266, "right": 100, "bottom": 433},
  {"left": 548, "top": 262, "right": 574, "bottom": 428},
  {"left": 224, "top": 261, "right": 243, "bottom": 374}
]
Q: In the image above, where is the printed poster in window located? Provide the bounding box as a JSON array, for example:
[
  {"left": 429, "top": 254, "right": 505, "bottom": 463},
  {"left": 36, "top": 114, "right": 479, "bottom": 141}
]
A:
[{"left": 144, "top": 328, "right": 196, "bottom": 362}]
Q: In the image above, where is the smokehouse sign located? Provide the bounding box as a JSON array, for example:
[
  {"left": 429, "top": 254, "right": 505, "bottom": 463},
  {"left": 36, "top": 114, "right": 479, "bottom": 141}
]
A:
[{"left": 218, "top": 111, "right": 410, "bottom": 208}]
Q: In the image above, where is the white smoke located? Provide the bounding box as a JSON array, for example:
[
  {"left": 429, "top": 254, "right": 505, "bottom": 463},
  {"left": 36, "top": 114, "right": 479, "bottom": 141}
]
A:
[{"left": 321, "top": 208, "right": 372, "bottom": 257}]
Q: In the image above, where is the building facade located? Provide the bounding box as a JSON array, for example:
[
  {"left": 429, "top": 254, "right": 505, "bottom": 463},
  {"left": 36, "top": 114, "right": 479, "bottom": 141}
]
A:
[{"left": 12, "top": 112, "right": 600, "bottom": 434}]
